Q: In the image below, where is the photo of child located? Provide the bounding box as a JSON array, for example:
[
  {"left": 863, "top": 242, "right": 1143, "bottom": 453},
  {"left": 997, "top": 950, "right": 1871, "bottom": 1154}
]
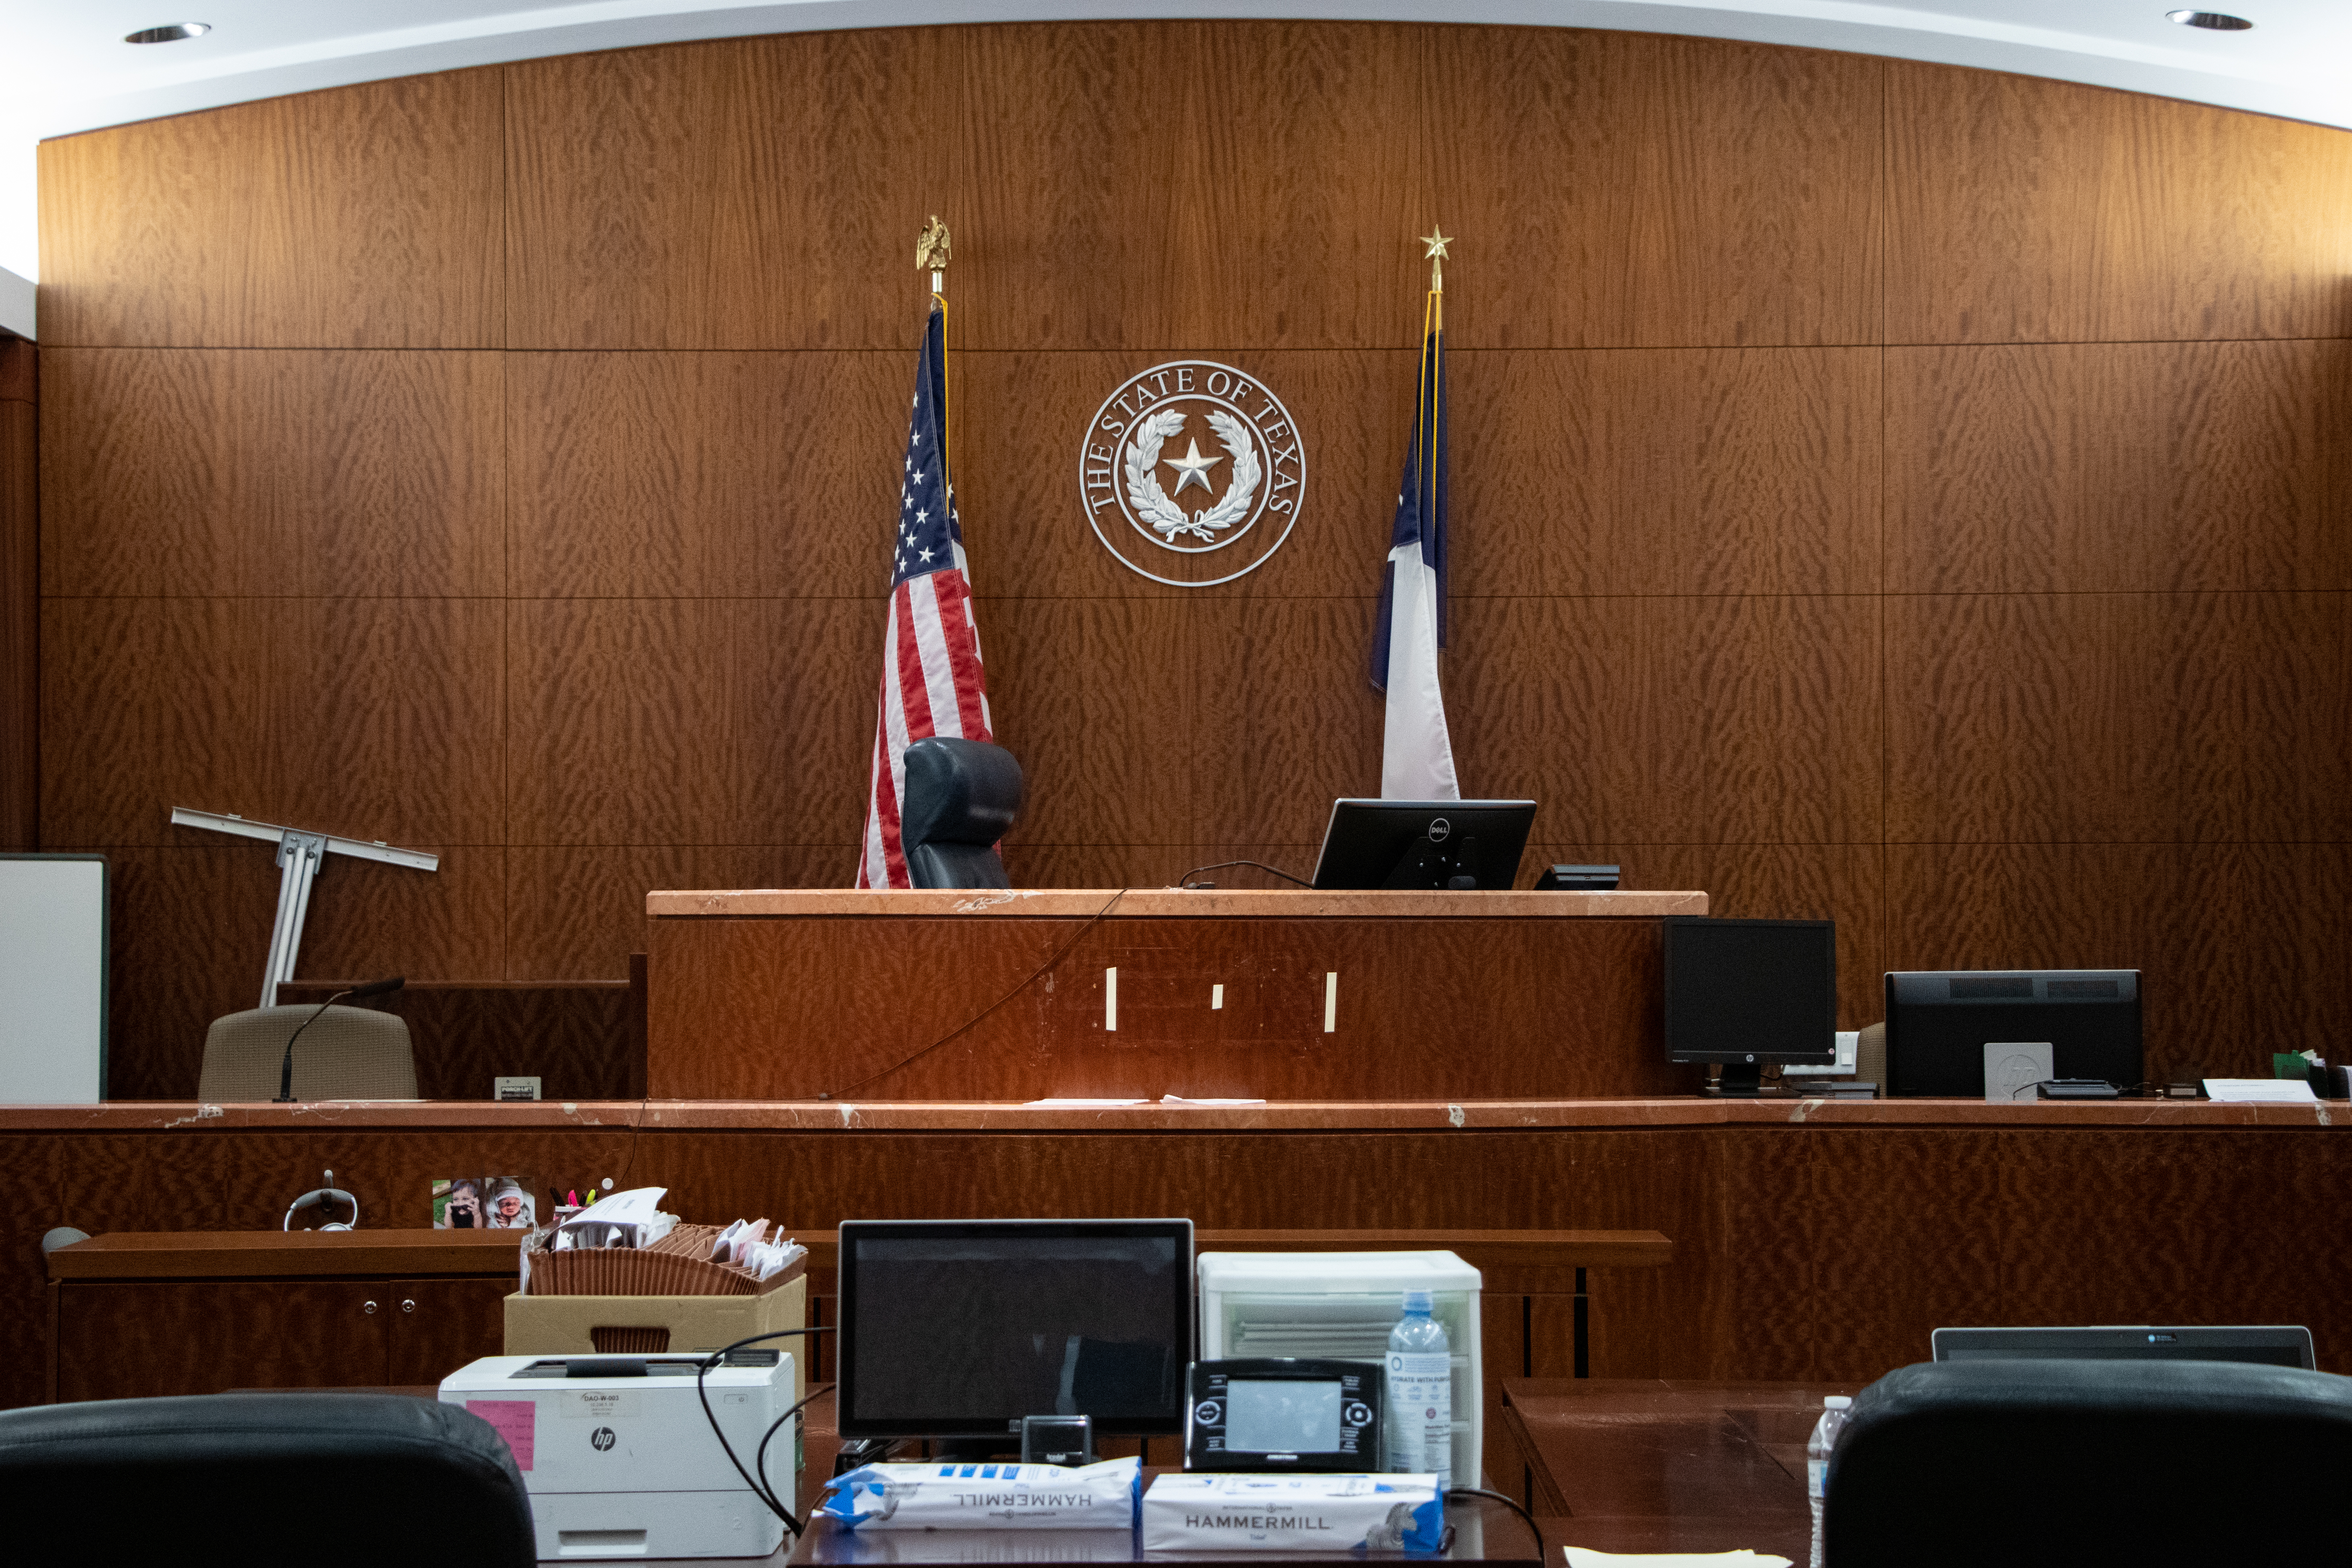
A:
[{"left": 434, "top": 1176, "right": 537, "bottom": 1229}]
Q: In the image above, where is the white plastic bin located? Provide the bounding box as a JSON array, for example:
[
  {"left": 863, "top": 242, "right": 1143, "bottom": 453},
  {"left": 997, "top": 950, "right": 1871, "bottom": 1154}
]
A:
[{"left": 1197, "top": 1250, "right": 1482, "bottom": 1486}]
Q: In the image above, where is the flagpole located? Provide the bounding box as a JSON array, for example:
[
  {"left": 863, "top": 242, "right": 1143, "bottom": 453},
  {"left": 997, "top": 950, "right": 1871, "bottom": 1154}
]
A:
[{"left": 917, "top": 214, "right": 953, "bottom": 509}]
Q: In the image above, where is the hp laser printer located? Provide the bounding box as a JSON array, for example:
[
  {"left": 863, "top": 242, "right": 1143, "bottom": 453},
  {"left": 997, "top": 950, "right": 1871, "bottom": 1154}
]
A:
[{"left": 440, "top": 1352, "right": 794, "bottom": 1560}]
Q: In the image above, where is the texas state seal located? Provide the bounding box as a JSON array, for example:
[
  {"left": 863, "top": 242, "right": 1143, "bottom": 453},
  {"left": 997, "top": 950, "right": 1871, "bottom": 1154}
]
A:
[{"left": 1078, "top": 361, "right": 1306, "bottom": 586}]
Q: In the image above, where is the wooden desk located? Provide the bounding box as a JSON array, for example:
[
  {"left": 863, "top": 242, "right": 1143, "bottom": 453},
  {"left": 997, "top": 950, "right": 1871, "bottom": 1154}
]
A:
[
  {"left": 644, "top": 888, "right": 1708, "bottom": 1100},
  {"left": 1501, "top": 1379, "right": 1864, "bottom": 1558},
  {"left": 45, "top": 1229, "right": 517, "bottom": 1404}
]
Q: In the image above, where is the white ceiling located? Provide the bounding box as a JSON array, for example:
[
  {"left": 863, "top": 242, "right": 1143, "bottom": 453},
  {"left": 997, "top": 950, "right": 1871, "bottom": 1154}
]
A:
[{"left": 3, "top": 0, "right": 2349, "bottom": 306}]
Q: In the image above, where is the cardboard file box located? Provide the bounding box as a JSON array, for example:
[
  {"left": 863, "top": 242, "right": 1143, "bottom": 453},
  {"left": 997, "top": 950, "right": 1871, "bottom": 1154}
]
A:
[{"left": 503, "top": 1272, "right": 807, "bottom": 1404}]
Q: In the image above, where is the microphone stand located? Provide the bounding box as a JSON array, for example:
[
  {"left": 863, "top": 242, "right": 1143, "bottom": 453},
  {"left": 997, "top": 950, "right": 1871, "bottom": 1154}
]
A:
[{"left": 275, "top": 976, "right": 404, "bottom": 1103}]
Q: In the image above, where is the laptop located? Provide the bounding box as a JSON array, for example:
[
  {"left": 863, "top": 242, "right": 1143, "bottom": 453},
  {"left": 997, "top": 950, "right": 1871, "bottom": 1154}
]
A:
[{"left": 1931, "top": 1325, "right": 2315, "bottom": 1370}]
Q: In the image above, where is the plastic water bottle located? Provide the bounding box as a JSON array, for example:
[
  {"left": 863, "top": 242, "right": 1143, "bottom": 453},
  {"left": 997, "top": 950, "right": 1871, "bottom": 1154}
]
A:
[
  {"left": 1806, "top": 1395, "right": 1853, "bottom": 1568},
  {"left": 1384, "top": 1290, "right": 1452, "bottom": 1490}
]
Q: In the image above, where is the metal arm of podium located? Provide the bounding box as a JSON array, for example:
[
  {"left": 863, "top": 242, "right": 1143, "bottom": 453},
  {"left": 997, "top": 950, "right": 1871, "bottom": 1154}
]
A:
[{"left": 168, "top": 808, "right": 439, "bottom": 1008}]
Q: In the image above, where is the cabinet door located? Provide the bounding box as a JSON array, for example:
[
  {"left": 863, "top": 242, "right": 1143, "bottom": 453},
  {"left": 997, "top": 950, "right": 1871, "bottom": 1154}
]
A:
[
  {"left": 386, "top": 1277, "right": 511, "bottom": 1386},
  {"left": 56, "top": 1281, "right": 391, "bottom": 1401}
]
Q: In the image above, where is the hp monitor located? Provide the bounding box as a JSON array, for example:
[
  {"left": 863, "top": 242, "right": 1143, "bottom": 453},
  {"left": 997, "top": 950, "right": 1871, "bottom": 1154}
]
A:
[
  {"left": 1662, "top": 917, "right": 1838, "bottom": 1096},
  {"left": 1932, "top": 1325, "right": 2314, "bottom": 1371},
  {"left": 1885, "top": 970, "right": 2141, "bottom": 1097},
  {"left": 1309, "top": 799, "right": 1536, "bottom": 891},
  {"left": 836, "top": 1218, "right": 1193, "bottom": 1442}
]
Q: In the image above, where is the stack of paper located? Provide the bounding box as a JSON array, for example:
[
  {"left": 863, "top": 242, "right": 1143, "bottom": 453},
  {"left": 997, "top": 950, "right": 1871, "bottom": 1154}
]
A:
[{"left": 2202, "top": 1079, "right": 2319, "bottom": 1104}]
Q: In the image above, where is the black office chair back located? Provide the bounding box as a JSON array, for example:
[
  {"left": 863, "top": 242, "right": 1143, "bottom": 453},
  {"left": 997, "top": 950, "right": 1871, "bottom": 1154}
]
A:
[
  {"left": 900, "top": 737, "right": 1024, "bottom": 890},
  {"left": 0, "top": 1391, "right": 536, "bottom": 1567},
  {"left": 1826, "top": 1358, "right": 2352, "bottom": 1566}
]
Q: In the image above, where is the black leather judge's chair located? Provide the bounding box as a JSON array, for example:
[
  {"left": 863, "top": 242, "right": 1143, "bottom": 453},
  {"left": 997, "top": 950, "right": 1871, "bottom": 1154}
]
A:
[
  {"left": 1825, "top": 1358, "right": 2352, "bottom": 1566},
  {"left": 0, "top": 1391, "right": 536, "bottom": 1567},
  {"left": 901, "top": 737, "right": 1025, "bottom": 890}
]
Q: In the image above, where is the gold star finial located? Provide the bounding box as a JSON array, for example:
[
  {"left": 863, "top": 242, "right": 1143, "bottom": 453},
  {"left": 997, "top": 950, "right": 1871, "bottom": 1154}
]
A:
[{"left": 1420, "top": 227, "right": 1453, "bottom": 291}]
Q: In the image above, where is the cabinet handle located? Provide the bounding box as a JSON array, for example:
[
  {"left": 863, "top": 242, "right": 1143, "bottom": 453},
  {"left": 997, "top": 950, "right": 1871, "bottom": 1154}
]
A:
[
  {"left": 401, "top": 1299, "right": 416, "bottom": 1314},
  {"left": 363, "top": 1300, "right": 378, "bottom": 1315}
]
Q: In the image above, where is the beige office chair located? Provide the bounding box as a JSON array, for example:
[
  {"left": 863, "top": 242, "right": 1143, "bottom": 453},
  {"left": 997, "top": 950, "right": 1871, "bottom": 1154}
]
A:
[{"left": 198, "top": 1005, "right": 419, "bottom": 1101}]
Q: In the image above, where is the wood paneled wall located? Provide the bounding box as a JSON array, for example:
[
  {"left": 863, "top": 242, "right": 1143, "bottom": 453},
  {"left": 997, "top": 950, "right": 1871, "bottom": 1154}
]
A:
[
  {"left": 33, "top": 25, "right": 2352, "bottom": 1095},
  {"left": 0, "top": 333, "right": 31, "bottom": 850}
]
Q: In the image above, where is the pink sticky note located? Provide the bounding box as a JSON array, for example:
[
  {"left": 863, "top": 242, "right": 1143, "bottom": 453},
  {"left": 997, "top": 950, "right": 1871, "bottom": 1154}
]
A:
[{"left": 467, "top": 1399, "right": 536, "bottom": 1471}]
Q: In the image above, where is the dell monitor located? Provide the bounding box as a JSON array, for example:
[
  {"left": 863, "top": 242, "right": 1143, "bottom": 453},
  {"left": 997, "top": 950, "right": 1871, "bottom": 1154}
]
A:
[
  {"left": 836, "top": 1218, "right": 1193, "bottom": 1446},
  {"left": 1663, "top": 917, "right": 1838, "bottom": 1096},
  {"left": 1885, "top": 970, "right": 2141, "bottom": 1097},
  {"left": 1310, "top": 799, "right": 1536, "bottom": 890}
]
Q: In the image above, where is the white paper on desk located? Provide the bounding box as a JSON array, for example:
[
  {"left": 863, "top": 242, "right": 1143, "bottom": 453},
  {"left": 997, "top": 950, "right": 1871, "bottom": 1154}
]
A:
[
  {"left": 1161, "top": 1094, "right": 1268, "bottom": 1105},
  {"left": 1562, "top": 1550, "right": 1792, "bottom": 1568},
  {"left": 2203, "top": 1078, "right": 2319, "bottom": 1103},
  {"left": 1024, "top": 1097, "right": 1146, "bottom": 1107}
]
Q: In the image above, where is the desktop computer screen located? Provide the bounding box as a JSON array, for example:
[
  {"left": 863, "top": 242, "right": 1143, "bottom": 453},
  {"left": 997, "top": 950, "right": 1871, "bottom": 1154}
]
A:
[
  {"left": 836, "top": 1218, "right": 1193, "bottom": 1439},
  {"left": 1309, "top": 799, "right": 1536, "bottom": 890},
  {"left": 1885, "top": 970, "right": 2142, "bottom": 1097},
  {"left": 1932, "top": 1325, "right": 2314, "bottom": 1370},
  {"left": 1662, "top": 917, "right": 1838, "bottom": 1096}
]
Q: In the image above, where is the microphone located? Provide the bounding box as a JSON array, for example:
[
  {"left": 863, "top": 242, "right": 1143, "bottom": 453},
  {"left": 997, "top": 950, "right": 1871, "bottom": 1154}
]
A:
[{"left": 276, "top": 976, "right": 405, "bottom": 1103}]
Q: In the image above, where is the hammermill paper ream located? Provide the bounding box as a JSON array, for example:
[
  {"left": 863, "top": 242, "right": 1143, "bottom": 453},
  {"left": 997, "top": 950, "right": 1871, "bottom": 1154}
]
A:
[
  {"left": 1142, "top": 1474, "right": 1446, "bottom": 1552},
  {"left": 817, "top": 1456, "right": 1140, "bottom": 1529}
]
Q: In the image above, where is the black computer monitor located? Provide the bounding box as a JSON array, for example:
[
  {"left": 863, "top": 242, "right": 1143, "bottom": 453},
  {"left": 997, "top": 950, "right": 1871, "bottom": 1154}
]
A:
[
  {"left": 1932, "top": 1325, "right": 2314, "bottom": 1371},
  {"left": 836, "top": 1218, "right": 1193, "bottom": 1442},
  {"left": 1662, "top": 917, "right": 1837, "bottom": 1096},
  {"left": 1309, "top": 799, "right": 1536, "bottom": 890},
  {"left": 1884, "top": 970, "right": 2141, "bottom": 1097}
]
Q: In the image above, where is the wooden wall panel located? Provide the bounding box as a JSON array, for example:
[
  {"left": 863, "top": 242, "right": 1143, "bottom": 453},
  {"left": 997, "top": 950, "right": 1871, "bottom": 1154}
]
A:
[
  {"left": 505, "top": 598, "right": 871, "bottom": 846},
  {"left": 37, "top": 72, "right": 504, "bottom": 349},
  {"left": 0, "top": 1136, "right": 58, "bottom": 1409},
  {"left": 41, "top": 349, "right": 504, "bottom": 599},
  {"left": 1451, "top": 348, "right": 1881, "bottom": 597},
  {"left": 1994, "top": 1131, "right": 2352, "bottom": 1364},
  {"left": 0, "top": 339, "right": 33, "bottom": 850},
  {"left": 509, "top": 351, "right": 905, "bottom": 599},
  {"left": 1808, "top": 1129, "right": 2002, "bottom": 1381},
  {"left": 1884, "top": 843, "right": 2352, "bottom": 1083},
  {"left": 986, "top": 597, "right": 1196, "bottom": 850},
  {"left": 504, "top": 30, "right": 955, "bottom": 350},
  {"left": 1190, "top": 598, "right": 1386, "bottom": 846},
  {"left": 41, "top": 597, "right": 506, "bottom": 848},
  {"left": 1887, "top": 342, "right": 2352, "bottom": 594},
  {"left": 505, "top": 845, "right": 847, "bottom": 979},
  {"left": 1451, "top": 596, "right": 1882, "bottom": 846},
  {"left": 1425, "top": 30, "right": 1883, "bottom": 349},
  {"left": 1886, "top": 593, "right": 2352, "bottom": 845},
  {"left": 1887, "top": 61, "right": 2352, "bottom": 345}
]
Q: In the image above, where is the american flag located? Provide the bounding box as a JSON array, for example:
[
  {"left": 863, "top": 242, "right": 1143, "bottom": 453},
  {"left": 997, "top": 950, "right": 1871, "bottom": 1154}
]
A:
[{"left": 855, "top": 300, "right": 994, "bottom": 888}]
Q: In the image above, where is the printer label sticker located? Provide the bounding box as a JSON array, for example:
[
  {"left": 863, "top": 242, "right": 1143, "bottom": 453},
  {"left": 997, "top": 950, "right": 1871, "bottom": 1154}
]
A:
[
  {"left": 564, "top": 1390, "right": 640, "bottom": 1420},
  {"left": 468, "top": 1399, "right": 536, "bottom": 1471}
]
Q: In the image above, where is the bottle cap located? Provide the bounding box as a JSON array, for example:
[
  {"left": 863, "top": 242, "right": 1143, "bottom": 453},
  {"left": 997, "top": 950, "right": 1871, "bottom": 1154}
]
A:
[
  {"left": 1401, "top": 1290, "right": 1434, "bottom": 1312},
  {"left": 1824, "top": 1395, "right": 1853, "bottom": 1409}
]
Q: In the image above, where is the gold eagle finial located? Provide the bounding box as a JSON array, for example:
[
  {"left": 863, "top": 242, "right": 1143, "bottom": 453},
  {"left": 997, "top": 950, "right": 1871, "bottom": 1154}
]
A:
[{"left": 916, "top": 215, "right": 953, "bottom": 273}]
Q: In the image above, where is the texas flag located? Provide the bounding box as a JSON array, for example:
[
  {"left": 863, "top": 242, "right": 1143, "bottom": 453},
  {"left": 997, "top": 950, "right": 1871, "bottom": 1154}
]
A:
[{"left": 1369, "top": 272, "right": 1461, "bottom": 800}]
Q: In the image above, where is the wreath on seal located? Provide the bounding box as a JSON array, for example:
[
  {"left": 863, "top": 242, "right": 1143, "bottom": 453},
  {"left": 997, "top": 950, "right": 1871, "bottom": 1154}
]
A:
[{"left": 1124, "top": 409, "right": 1262, "bottom": 543}]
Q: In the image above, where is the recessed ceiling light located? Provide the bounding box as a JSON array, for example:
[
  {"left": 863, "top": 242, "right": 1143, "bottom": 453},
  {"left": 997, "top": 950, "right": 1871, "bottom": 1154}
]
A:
[
  {"left": 124, "top": 22, "right": 211, "bottom": 44},
  {"left": 2165, "top": 10, "right": 2254, "bottom": 28}
]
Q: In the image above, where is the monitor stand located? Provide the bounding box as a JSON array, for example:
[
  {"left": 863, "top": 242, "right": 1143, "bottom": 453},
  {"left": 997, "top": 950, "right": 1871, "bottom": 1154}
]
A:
[{"left": 1710, "top": 1062, "right": 1765, "bottom": 1097}]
